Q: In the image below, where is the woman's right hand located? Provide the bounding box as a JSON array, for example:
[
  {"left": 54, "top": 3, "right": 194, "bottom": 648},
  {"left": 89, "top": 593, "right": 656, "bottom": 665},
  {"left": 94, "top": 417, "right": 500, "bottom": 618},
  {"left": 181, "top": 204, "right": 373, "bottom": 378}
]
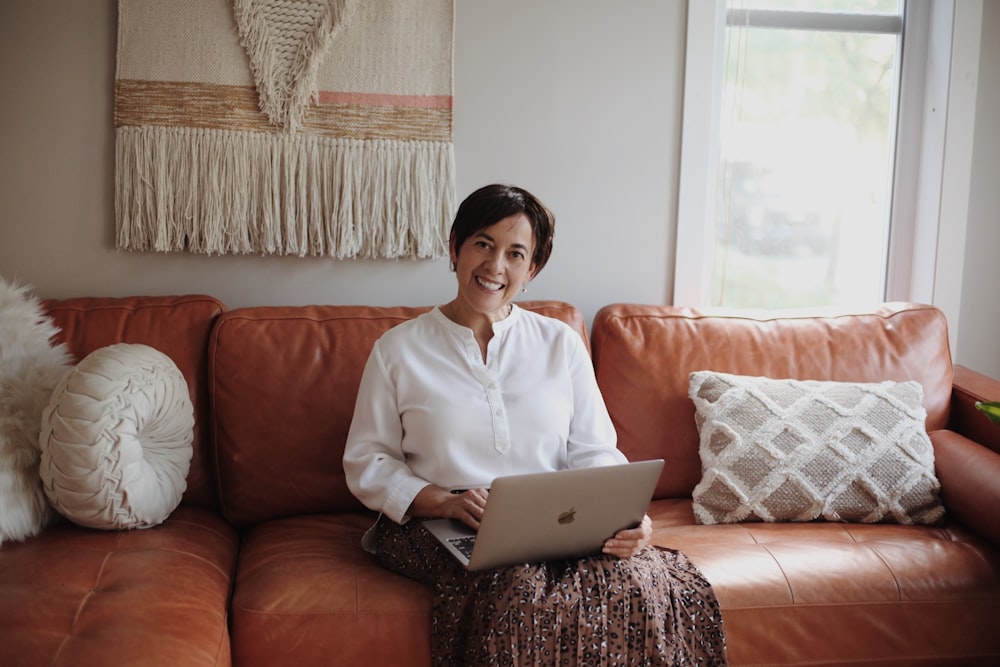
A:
[{"left": 408, "top": 485, "right": 489, "bottom": 530}]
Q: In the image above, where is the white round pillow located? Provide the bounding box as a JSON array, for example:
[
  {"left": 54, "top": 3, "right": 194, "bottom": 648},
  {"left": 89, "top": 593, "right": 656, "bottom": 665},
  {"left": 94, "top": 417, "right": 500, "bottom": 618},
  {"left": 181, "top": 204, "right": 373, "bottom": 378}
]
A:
[{"left": 39, "top": 343, "right": 194, "bottom": 530}]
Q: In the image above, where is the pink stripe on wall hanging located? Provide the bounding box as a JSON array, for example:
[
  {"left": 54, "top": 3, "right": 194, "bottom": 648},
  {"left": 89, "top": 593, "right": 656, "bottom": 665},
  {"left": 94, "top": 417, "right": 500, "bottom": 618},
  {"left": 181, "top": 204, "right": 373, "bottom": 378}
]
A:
[{"left": 114, "top": 0, "right": 455, "bottom": 259}]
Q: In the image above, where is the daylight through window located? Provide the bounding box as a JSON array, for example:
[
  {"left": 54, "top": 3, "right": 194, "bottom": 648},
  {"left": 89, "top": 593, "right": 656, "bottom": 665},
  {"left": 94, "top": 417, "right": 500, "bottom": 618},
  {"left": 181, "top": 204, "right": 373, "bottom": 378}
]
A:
[{"left": 711, "top": 0, "right": 903, "bottom": 308}]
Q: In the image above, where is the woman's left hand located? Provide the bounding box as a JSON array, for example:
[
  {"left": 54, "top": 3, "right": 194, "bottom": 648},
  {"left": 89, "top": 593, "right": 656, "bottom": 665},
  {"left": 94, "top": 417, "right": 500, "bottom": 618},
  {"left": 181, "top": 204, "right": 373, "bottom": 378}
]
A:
[{"left": 602, "top": 514, "right": 652, "bottom": 559}]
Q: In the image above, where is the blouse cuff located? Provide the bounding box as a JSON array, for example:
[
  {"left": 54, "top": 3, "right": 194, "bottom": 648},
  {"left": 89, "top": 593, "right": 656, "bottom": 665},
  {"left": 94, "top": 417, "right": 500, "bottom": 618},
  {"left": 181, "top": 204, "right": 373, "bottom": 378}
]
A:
[{"left": 383, "top": 476, "right": 431, "bottom": 524}]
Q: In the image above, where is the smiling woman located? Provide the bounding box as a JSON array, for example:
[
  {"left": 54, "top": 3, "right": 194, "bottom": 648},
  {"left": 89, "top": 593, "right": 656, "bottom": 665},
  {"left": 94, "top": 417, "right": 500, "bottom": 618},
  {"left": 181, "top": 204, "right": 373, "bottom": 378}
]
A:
[
  {"left": 340, "top": 184, "right": 729, "bottom": 666},
  {"left": 441, "top": 184, "right": 552, "bottom": 361}
]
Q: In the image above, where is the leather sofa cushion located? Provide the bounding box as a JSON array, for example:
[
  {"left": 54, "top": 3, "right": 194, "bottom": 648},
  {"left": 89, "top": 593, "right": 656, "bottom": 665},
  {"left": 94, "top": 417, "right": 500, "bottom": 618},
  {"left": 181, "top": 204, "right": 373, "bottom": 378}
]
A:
[
  {"left": 210, "top": 301, "right": 589, "bottom": 527},
  {"left": 591, "top": 303, "right": 953, "bottom": 500},
  {"left": 648, "top": 498, "right": 1000, "bottom": 666},
  {"left": 230, "top": 512, "right": 432, "bottom": 667},
  {"left": 229, "top": 501, "right": 1000, "bottom": 667},
  {"left": 43, "top": 295, "right": 226, "bottom": 510},
  {"left": 0, "top": 505, "right": 238, "bottom": 666}
]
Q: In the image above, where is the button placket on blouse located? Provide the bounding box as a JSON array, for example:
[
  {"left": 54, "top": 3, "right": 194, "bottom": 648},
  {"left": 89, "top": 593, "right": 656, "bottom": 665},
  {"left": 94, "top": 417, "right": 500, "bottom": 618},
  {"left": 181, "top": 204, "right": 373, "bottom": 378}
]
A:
[{"left": 468, "top": 334, "right": 510, "bottom": 454}]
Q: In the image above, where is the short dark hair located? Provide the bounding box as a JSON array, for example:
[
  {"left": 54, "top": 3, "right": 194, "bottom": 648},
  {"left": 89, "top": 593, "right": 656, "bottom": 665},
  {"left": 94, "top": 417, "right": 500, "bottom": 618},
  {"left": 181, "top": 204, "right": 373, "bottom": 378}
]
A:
[{"left": 449, "top": 184, "right": 555, "bottom": 274}]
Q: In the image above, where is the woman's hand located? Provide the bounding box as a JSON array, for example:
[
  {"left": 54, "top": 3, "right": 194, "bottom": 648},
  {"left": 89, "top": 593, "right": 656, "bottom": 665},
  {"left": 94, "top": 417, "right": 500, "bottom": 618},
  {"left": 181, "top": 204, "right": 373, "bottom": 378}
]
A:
[
  {"left": 602, "top": 514, "right": 652, "bottom": 559},
  {"left": 409, "top": 485, "right": 489, "bottom": 530}
]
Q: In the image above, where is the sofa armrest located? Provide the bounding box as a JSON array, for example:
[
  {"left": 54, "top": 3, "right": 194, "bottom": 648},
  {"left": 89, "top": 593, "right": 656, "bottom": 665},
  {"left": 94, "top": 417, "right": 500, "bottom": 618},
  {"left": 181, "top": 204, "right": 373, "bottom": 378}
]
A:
[
  {"left": 949, "top": 365, "right": 1000, "bottom": 455},
  {"left": 931, "top": 429, "right": 1000, "bottom": 545}
]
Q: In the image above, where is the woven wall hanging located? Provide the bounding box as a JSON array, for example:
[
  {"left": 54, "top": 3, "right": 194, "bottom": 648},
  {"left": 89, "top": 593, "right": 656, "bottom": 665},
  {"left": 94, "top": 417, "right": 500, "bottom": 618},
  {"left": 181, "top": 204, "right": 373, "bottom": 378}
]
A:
[{"left": 114, "top": 0, "right": 454, "bottom": 258}]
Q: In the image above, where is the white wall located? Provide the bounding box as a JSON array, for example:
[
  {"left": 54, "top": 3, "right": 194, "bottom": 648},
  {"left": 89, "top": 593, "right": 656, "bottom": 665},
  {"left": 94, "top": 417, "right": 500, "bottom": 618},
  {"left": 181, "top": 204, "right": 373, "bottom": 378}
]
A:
[
  {"left": 956, "top": 0, "right": 1000, "bottom": 379},
  {"left": 0, "top": 0, "right": 997, "bottom": 376},
  {"left": 0, "top": 0, "right": 682, "bottom": 325},
  {"left": 453, "top": 2, "right": 683, "bottom": 316}
]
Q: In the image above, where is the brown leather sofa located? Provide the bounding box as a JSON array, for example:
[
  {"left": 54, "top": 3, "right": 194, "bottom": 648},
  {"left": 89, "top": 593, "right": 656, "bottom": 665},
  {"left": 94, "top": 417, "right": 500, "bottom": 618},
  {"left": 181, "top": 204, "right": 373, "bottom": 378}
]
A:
[{"left": 1, "top": 296, "right": 998, "bottom": 666}]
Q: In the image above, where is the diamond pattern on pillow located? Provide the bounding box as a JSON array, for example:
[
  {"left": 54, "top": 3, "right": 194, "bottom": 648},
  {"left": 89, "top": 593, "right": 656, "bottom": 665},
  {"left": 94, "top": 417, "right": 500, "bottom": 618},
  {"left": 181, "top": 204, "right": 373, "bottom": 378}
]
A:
[{"left": 689, "top": 371, "right": 944, "bottom": 525}]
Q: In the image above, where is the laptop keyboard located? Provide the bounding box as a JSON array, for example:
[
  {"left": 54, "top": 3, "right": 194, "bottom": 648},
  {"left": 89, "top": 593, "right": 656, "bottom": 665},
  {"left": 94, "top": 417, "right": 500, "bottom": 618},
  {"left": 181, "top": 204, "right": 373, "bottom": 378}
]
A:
[{"left": 448, "top": 536, "right": 477, "bottom": 559}]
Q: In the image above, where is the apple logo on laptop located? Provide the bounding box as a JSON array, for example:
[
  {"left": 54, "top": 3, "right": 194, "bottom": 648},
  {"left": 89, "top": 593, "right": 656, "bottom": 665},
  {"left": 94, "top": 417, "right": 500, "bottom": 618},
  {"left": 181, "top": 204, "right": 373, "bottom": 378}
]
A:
[{"left": 558, "top": 508, "right": 576, "bottom": 524}]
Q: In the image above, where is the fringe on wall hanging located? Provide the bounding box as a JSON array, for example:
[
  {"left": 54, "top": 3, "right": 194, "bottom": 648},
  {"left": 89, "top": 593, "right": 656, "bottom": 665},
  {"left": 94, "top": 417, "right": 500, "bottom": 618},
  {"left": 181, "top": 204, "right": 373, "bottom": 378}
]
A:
[{"left": 114, "top": 0, "right": 455, "bottom": 259}]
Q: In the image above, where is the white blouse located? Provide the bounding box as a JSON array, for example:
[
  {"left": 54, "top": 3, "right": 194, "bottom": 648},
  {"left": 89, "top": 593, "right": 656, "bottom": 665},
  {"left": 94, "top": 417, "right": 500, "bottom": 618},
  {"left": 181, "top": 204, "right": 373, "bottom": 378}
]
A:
[{"left": 343, "top": 305, "right": 625, "bottom": 524}]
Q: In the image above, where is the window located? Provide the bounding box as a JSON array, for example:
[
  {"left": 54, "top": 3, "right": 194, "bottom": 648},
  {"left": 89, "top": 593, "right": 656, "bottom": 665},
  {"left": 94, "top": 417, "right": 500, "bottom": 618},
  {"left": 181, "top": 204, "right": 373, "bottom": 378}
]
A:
[
  {"left": 675, "top": 0, "right": 981, "bottom": 318},
  {"left": 715, "top": 1, "right": 901, "bottom": 308}
]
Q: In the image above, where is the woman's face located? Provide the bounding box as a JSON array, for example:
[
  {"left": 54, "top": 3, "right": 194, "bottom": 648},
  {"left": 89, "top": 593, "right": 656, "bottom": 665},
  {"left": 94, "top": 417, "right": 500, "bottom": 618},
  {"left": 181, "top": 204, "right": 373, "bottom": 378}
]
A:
[{"left": 450, "top": 213, "right": 537, "bottom": 320}]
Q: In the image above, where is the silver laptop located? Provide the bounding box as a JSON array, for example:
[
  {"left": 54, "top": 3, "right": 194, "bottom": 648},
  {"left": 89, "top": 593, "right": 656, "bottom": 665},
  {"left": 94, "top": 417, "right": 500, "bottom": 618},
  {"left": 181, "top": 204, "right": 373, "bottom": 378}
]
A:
[{"left": 423, "top": 459, "right": 664, "bottom": 571}]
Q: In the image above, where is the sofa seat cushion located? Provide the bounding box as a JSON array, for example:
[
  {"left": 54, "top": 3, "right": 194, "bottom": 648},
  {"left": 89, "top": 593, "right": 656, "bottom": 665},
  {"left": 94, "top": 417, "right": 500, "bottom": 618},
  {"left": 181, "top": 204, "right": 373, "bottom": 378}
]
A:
[
  {"left": 230, "top": 512, "right": 432, "bottom": 667},
  {"left": 0, "top": 505, "right": 238, "bottom": 667},
  {"left": 648, "top": 498, "right": 1000, "bottom": 666}
]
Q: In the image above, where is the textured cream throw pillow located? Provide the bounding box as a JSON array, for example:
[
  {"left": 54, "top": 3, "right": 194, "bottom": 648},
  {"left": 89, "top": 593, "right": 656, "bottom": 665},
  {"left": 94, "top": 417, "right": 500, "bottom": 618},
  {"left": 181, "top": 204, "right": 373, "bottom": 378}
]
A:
[
  {"left": 689, "top": 370, "right": 944, "bottom": 525},
  {"left": 39, "top": 343, "right": 193, "bottom": 530}
]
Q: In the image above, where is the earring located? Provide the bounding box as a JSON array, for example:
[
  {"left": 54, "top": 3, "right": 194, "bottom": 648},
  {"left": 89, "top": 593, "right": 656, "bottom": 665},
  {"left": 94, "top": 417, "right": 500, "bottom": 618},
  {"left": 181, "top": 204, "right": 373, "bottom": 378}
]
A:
[{"left": 521, "top": 284, "right": 528, "bottom": 294}]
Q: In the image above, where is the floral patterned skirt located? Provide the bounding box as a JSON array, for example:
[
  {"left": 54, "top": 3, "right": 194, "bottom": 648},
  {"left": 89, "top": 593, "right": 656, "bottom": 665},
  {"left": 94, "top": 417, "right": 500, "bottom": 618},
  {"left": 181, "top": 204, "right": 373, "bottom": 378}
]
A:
[{"left": 371, "top": 517, "right": 728, "bottom": 667}]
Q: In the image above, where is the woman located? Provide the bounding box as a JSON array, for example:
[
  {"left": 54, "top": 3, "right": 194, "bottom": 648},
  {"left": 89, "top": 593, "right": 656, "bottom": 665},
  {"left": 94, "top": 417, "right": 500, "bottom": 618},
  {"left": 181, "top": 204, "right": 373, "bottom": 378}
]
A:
[{"left": 343, "top": 184, "right": 727, "bottom": 666}]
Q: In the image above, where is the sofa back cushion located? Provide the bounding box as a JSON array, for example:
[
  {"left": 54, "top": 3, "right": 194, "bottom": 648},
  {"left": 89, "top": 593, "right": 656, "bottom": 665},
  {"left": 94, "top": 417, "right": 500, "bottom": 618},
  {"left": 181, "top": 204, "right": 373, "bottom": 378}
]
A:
[
  {"left": 42, "top": 295, "right": 226, "bottom": 510},
  {"left": 590, "top": 303, "right": 953, "bottom": 500},
  {"left": 210, "top": 301, "right": 589, "bottom": 527}
]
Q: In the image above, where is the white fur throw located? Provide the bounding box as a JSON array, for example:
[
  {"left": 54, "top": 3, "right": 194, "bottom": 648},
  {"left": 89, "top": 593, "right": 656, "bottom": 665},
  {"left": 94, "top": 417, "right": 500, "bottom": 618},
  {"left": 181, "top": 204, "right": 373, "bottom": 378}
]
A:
[{"left": 0, "top": 277, "right": 73, "bottom": 545}]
